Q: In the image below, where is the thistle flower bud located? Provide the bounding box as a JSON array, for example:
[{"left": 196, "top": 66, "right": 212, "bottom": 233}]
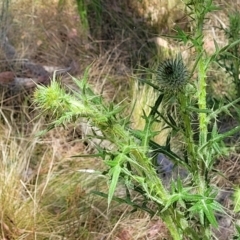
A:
[{"left": 157, "top": 55, "right": 188, "bottom": 92}]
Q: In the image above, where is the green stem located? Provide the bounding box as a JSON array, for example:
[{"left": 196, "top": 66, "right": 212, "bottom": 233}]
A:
[
  {"left": 197, "top": 56, "right": 208, "bottom": 191},
  {"left": 178, "top": 92, "right": 196, "bottom": 165},
  {"left": 234, "top": 47, "right": 240, "bottom": 97},
  {"left": 162, "top": 213, "right": 182, "bottom": 240},
  {"left": 198, "top": 57, "right": 207, "bottom": 147},
  {"left": 192, "top": 2, "right": 209, "bottom": 193}
]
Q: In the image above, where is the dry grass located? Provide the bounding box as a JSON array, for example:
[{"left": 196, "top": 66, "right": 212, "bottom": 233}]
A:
[
  {"left": 0, "top": 118, "right": 52, "bottom": 239},
  {"left": 0, "top": 108, "right": 114, "bottom": 239}
]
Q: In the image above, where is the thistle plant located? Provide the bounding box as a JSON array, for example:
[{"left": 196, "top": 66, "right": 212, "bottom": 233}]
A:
[
  {"left": 34, "top": 1, "right": 240, "bottom": 239},
  {"left": 34, "top": 72, "right": 183, "bottom": 239}
]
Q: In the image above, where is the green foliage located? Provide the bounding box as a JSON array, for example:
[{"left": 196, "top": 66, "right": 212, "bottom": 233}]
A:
[
  {"left": 76, "top": 0, "right": 89, "bottom": 31},
  {"left": 32, "top": 69, "right": 223, "bottom": 239},
  {"left": 73, "top": 0, "right": 102, "bottom": 32},
  {"left": 217, "top": 11, "right": 240, "bottom": 97},
  {"left": 234, "top": 225, "right": 240, "bottom": 239}
]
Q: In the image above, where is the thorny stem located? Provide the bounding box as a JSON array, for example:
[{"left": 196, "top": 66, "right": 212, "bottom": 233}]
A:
[
  {"left": 191, "top": 1, "right": 209, "bottom": 194},
  {"left": 178, "top": 91, "right": 196, "bottom": 166},
  {"left": 233, "top": 45, "right": 240, "bottom": 97},
  {"left": 197, "top": 55, "right": 208, "bottom": 191}
]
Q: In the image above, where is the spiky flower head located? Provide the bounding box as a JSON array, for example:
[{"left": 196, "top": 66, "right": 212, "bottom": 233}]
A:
[{"left": 157, "top": 55, "right": 188, "bottom": 92}]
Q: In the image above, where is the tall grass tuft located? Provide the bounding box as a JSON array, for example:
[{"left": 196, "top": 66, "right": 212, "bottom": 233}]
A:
[{"left": 0, "top": 120, "right": 53, "bottom": 239}]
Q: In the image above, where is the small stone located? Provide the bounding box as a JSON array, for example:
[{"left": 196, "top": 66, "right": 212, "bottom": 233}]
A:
[{"left": 0, "top": 71, "right": 15, "bottom": 85}]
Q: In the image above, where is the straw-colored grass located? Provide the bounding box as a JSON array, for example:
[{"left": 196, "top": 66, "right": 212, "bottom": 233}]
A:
[{"left": 0, "top": 108, "right": 113, "bottom": 239}]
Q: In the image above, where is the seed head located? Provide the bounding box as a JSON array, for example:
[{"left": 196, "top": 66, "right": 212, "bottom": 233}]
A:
[{"left": 157, "top": 55, "right": 188, "bottom": 92}]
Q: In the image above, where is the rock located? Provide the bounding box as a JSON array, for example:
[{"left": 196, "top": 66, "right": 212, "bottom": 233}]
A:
[{"left": 0, "top": 71, "right": 15, "bottom": 85}]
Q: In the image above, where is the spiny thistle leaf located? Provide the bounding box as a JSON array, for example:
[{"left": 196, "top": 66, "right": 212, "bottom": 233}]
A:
[{"left": 108, "top": 163, "right": 121, "bottom": 209}]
